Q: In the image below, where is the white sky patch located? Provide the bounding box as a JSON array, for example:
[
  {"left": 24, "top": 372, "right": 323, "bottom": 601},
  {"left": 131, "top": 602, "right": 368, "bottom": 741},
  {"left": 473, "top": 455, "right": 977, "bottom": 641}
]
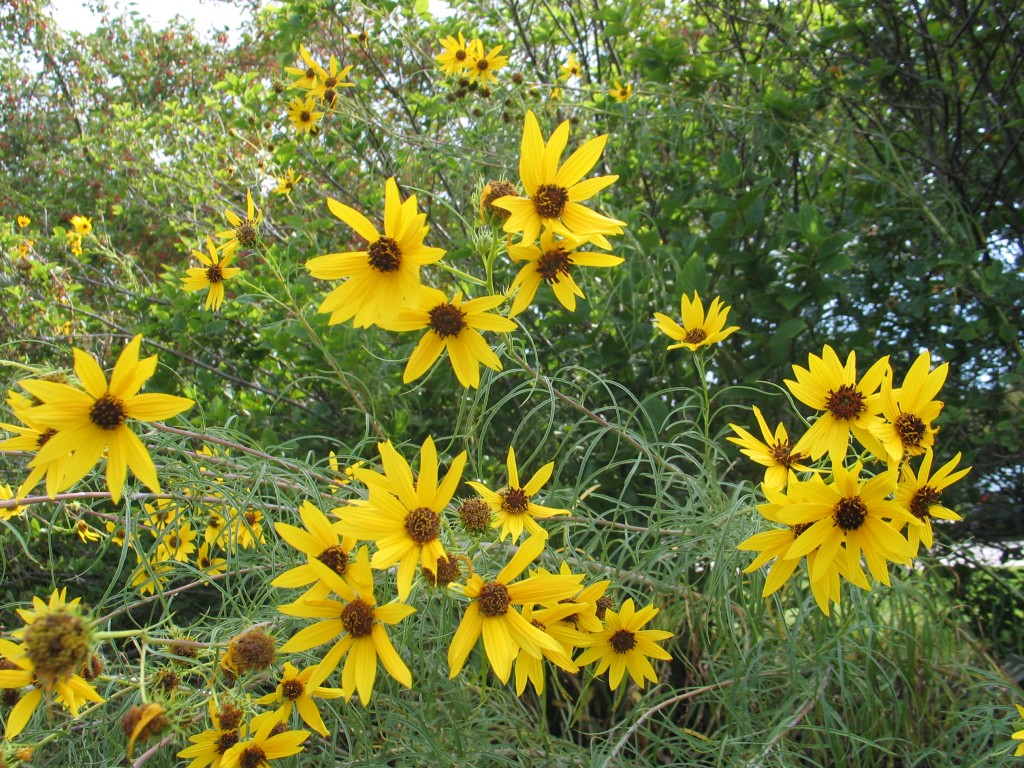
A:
[{"left": 49, "top": 0, "right": 246, "bottom": 38}]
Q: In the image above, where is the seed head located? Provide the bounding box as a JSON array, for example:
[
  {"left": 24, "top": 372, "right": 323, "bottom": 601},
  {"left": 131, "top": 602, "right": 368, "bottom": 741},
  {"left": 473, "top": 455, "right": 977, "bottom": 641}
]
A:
[{"left": 225, "top": 628, "right": 276, "bottom": 674}]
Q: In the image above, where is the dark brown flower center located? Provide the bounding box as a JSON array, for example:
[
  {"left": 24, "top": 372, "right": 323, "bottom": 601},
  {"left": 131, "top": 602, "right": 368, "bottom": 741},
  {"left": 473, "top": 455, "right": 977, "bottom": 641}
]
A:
[
  {"left": 610, "top": 628, "right": 636, "bottom": 653},
  {"left": 910, "top": 485, "right": 942, "bottom": 520},
  {"left": 792, "top": 522, "right": 811, "bottom": 537},
  {"left": 281, "top": 678, "right": 305, "bottom": 700},
  {"left": 476, "top": 58, "right": 490, "bottom": 71},
  {"left": 455, "top": 50, "right": 467, "bottom": 61},
  {"left": 215, "top": 730, "right": 240, "bottom": 754},
  {"left": 595, "top": 595, "right": 613, "bottom": 620},
  {"left": 404, "top": 506, "right": 441, "bottom": 544},
  {"left": 770, "top": 440, "right": 803, "bottom": 467},
  {"left": 533, "top": 183, "right": 569, "bottom": 218},
  {"left": 478, "top": 582, "right": 511, "bottom": 616},
  {"left": 304, "top": 67, "right": 316, "bottom": 79},
  {"left": 833, "top": 496, "right": 868, "bottom": 531},
  {"left": 239, "top": 746, "right": 267, "bottom": 768},
  {"left": 424, "top": 553, "right": 461, "bottom": 586},
  {"left": 89, "top": 393, "right": 127, "bottom": 430},
  {"left": 36, "top": 428, "right": 57, "bottom": 448},
  {"left": 217, "top": 704, "right": 243, "bottom": 731},
  {"left": 368, "top": 236, "right": 401, "bottom": 272},
  {"left": 558, "top": 598, "right": 581, "bottom": 628},
  {"left": 894, "top": 412, "right": 927, "bottom": 447},
  {"left": 300, "top": 110, "right": 311, "bottom": 122},
  {"left": 324, "top": 76, "right": 338, "bottom": 89},
  {"left": 825, "top": 384, "right": 865, "bottom": 421},
  {"left": 206, "top": 263, "right": 224, "bottom": 284},
  {"left": 537, "top": 247, "right": 573, "bottom": 283},
  {"left": 341, "top": 599, "right": 374, "bottom": 638},
  {"left": 316, "top": 545, "right": 349, "bottom": 575},
  {"left": 684, "top": 328, "right": 708, "bottom": 344},
  {"left": 499, "top": 487, "right": 529, "bottom": 515},
  {"left": 481, "top": 180, "right": 516, "bottom": 219},
  {"left": 323, "top": 88, "right": 337, "bottom": 106},
  {"left": 427, "top": 303, "right": 467, "bottom": 338}
]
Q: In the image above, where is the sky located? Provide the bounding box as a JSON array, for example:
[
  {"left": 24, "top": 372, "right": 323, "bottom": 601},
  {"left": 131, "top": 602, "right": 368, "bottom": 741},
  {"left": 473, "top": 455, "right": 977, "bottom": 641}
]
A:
[{"left": 49, "top": 0, "right": 246, "bottom": 36}]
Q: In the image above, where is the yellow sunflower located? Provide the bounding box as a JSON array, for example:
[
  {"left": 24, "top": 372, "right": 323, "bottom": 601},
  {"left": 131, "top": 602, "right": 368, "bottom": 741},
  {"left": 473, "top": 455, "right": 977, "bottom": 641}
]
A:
[
  {"left": 507, "top": 230, "right": 624, "bottom": 315},
  {"left": 465, "top": 41, "right": 508, "bottom": 86},
  {"left": 653, "top": 291, "right": 740, "bottom": 351},
  {"left": 278, "top": 547, "right": 415, "bottom": 706},
  {"left": 336, "top": 436, "right": 466, "bottom": 600},
  {"left": 892, "top": 450, "right": 970, "bottom": 554},
  {"left": 492, "top": 110, "right": 626, "bottom": 245},
  {"left": 255, "top": 661, "right": 345, "bottom": 737},
  {"left": 283, "top": 44, "right": 322, "bottom": 90},
  {"left": 220, "top": 711, "right": 309, "bottom": 768},
  {"left": 0, "top": 589, "right": 105, "bottom": 738},
  {"left": 215, "top": 189, "right": 262, "bottom": 254},
  {"left": 785, "top": 346, "right": 890, "bottom": 462},
  {"left": 779, "top": 461, "right": 919, "bottom": 587},
  {"left": 560, "top": 52, "right": 582, "bottom": 81},
  {"left": 436, "top": 32, "right": 476, "bottom": 75},
  {"left": 310, "top": 54, "right": 355, "bottom": 102},
  {"left": 69, "top": 214, "right": 92, "bottom": 235},
  {"left": 726, "top": 406, "right": 811, "bottom": 490},
  {"left": 386, "top": 287, "right": 517, "bottom": 388},
  {"left": 305, "top": 177, "right": 446, "bottom": 328},
  {"left": 0, "top": 638, "right": 104, "bottom": 739},
  {"left": 466, "top": 445, "right": 570, "bottom": 541},
  {"left": 181, "top": 236, "right": 241, "bottom": 311},
  {"left": 272, "top": 499, "right": 356, "bottom": 603},
  {"left": 287, "top": 95, "right": 323, "bottom": 135},
  {"left": 176, "top": 699, "right": 247, "bottom": 768},
  {"left": 609, "top": 80, "right": 632, "bottom": 102},
  {"left": 1, "top": 483, "right": 22, "bottom": 520},
  {"left": 575, "top": 598, "right": 673, "bottom": 690},
  {"left": 273, "top": 169, "right": 302, "bottom": 198},
  {"left": 447, "top": 534, "right": 583, "bottom": 683},
  {"left": 19, "top": 335, "right": 194, "bottom": 503},
  {"left": 872, "top": 350, "right": 948, "bottom": 464}
]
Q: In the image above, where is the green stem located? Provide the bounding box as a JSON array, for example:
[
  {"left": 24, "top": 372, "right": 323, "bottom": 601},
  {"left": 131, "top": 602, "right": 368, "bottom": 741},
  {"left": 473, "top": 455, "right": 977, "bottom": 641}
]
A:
[
  {"left": 237, "top": 251, "right": 385, "bottom": 439},
  {"left": 692, "top": 350, "right": 713, "bottom": 467}
]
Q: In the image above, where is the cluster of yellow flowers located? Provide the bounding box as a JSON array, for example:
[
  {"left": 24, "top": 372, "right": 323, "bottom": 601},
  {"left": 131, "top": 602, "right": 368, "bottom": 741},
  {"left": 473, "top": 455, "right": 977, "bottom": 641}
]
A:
[
  {"left": 301, "top": 107, "right": 627, "bottom": 388},
  {"left": 283, "top": 44, "right": 355, "bottom": 135},
  {"left": 125, "top": 464, "right": 270, "bottom": 597},
  {"left": 0, "top": 436, "right": 674, "bottom": 761},
  {"left": 65, "top": 214, "right": 91, "bottom": 257},
  {"left": 12, "top": 214, "right": 34, "bottom": 259},
  {"left": 180, "top": 190, "right": 258, "bottom": 311},
  {"left": 435, "top": 32, "right": 509, "bottom": 85},
  {"left": 729, "top": 346, "right": 971, "bottom": 614},
  {"left": 269, "top": 438, "right": 672, "bottom": 709}
]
